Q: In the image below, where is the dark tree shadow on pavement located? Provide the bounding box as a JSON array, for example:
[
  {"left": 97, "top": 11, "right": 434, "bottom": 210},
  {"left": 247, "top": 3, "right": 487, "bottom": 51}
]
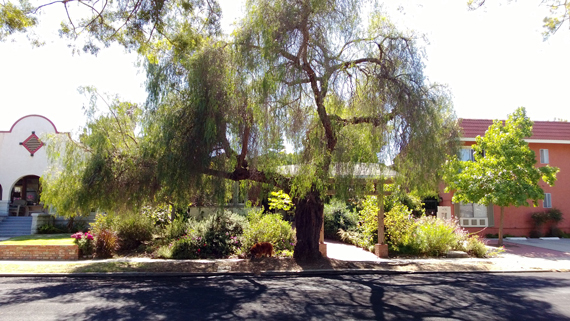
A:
[{"left": 0, "top": 273, "right": 569, "bottom": 320}]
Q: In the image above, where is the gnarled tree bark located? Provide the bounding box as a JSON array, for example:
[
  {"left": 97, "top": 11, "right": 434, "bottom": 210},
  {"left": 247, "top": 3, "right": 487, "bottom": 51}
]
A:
[{"left": 293, "top": 190, "right": 324, "bottom": 261}]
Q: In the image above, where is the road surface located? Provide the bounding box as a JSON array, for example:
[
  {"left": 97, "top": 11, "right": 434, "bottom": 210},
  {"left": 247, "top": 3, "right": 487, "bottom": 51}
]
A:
[{"left": 1, "top": 272, "right": 569, "bottom": 320}]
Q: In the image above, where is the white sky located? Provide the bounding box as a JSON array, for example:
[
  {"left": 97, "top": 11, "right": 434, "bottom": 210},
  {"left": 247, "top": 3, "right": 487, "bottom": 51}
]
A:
[{"left": 0, "top": 0, "right": 568, "bottom": 134}]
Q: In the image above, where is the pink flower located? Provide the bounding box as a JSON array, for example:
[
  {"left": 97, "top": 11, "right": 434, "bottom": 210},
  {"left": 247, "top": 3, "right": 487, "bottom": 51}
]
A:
[{"left": 71, "top": 232, "right": 83, "bottom": 240}]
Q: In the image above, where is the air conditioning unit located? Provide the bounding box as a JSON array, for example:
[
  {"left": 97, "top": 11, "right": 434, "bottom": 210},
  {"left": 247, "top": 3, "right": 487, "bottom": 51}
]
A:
[{"left": 460, "top": 218, "right": 488, "bottom": 227}]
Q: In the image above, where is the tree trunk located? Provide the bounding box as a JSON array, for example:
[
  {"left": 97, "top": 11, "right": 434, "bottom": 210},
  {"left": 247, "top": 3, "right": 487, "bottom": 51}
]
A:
[
  {"left": 293, "top": 191, "right": 324, "bottom": 261},
  {"left": 498, "top": 206, "right": 504, "bottom": 247}
]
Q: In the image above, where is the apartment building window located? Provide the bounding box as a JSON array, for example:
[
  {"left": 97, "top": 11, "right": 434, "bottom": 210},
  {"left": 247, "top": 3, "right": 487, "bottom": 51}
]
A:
[
  {"left": 459, "top": 147, "right": 475, "bottom": 162},
  {"left": 456, "top": 202, "right": 493, "bottom": 227},
  {"left": 540, "top": 149, "right": 549, "bottom": 164},
  {"left": 544, "top": 193, "right": 552, "bottom": 208}
]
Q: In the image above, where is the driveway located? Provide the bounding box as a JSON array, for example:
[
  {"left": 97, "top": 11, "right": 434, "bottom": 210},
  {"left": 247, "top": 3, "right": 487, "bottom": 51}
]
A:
[{"left": 504, "top": 238, "right": 570, "bottom": 254}]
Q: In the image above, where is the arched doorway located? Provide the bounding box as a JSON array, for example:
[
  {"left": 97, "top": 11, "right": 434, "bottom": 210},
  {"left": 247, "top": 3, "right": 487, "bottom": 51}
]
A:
[{"left": 11, "top": 175, "right": 41, "bottom": 205}]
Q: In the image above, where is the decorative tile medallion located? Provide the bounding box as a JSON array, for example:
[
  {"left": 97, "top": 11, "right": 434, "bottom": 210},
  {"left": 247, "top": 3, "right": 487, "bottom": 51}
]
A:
[{"left": 20, "top": 132, "right": 44, "bottom": 156}]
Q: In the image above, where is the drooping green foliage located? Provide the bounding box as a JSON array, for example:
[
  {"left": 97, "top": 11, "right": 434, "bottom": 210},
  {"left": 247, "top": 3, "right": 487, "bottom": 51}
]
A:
[
  {"left": 235, "top": 0, "right": 460, "bottom": 197},
  {"left": 0, "top": 0, "right": 36, "bottom": 41},
  {"left": 1, "top": 0, "right": 220, "bottom": 54},
  {"left": 39, "top": 0, "right": 460, "bottom": 261},
  {"left": 443, "top": 107, "right": 559, "bottom": 245},
  {"left": 41, "top": 87, "right": 157, "bottom": 217}
]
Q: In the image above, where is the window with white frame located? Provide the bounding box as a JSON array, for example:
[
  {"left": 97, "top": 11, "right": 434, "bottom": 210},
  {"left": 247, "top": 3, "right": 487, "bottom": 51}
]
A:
[
  {"left": 459, "top": 147, "right": 475, "bottom": 162},
  {"left": 544, "top": 193, "right": 552, "bottom": 208},
  {"left": 540, "top": 149, "right": 549, "bottom": 164},
  {"left": 458, "top": 202, "right": 489, "bottom": 227}
]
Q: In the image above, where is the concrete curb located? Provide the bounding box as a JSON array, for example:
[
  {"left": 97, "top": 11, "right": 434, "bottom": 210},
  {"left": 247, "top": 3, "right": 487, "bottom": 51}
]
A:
[{"left": 0, "top": 267, "right": 566, "bottom": 278}]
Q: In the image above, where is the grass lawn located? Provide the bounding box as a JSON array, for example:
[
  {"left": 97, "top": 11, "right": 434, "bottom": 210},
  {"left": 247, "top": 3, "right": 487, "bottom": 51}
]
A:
[{"left": 0, "top": 234, "right": 75, "bottom": 245}]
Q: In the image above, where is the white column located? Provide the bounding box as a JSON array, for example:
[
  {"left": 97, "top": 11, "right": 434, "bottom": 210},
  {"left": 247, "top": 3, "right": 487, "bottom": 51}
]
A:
[{"left": 0, "top": 200, "right": 9, "bottom": 216}]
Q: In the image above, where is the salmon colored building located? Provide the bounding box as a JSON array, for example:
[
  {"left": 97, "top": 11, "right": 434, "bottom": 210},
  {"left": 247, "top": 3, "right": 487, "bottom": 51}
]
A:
[{"left": 439, "top": 119, "right": 570, "bottom": 237}]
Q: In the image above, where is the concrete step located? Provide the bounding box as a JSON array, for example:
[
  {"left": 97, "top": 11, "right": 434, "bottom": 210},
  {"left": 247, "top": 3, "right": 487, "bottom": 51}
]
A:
[
  {"left": 0, "top": 217, "right": 33, "bottom": 237},
  {"left": 0, "top": 232, "right": 30, "bottom": 238}
]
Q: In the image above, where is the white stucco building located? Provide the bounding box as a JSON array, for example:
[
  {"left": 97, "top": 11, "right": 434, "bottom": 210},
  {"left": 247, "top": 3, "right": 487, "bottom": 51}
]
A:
[{"left": 0, "top": 115, "right": 65, "bottom": 217}]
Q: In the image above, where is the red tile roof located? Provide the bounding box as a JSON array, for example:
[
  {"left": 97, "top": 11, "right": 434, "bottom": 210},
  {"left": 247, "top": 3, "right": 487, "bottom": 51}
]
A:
[{"left": 460, "top": 119, "right": 570, "bottom": 141}]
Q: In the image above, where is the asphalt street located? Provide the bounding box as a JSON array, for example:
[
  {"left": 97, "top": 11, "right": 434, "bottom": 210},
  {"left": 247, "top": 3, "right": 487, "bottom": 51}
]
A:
[{"left": 1, "top": 272, "right": 569, "bottom": 320}]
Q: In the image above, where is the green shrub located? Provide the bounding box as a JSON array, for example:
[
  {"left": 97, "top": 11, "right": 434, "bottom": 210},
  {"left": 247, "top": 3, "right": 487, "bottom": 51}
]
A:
[
  {"left": 37, "top": 224, "right": 66, "bottom": 234},
  {"left": 412, "top": 216, "right": 460, "bottom": 257},
  {"left": 349, "top": 196, "right": 380, "bottom": 250},
  {"left": 529, "top": 230, "right": 542, "bottom": 238},
  {"left": 464, "top": 235, "right": 488, "bottom": 258},
  {"left": 171, "top": 210, "right": 247, "bottom": 259},
  {"left": 155, "top": 244, "right": 173, "bottom": 259},
  {"left": 348, "top": 195, "right": 466, "bottom": 257},
  {"left": 164, "top": 217, "right": 188, "bottom": 241},
  {"left": 324, "top": 199, "right": 358, "bottom": 240},
  {"left": 384, "top": 203, "right": 417, "bottom": 253},
  {"left": 240, "top": 208, "right": 295, "bottom": 256},
  {"left": 69, "top": 220, "right": 89, "bottom": 233},
  {"left": 547, "top": 208, "right": 563, "bottom": 223},
  {"left": 90, "top": 213, "right": 118, "bottom": 235},
  {"left": 549, "top": 227, "right": 564, "bottom": 238},
  {"left": 170, "top": 236, "right": 204, "bottom": 259},
  {"left": 115, "top": 214, "right": 154, "bottom": 252},
  {"left": 142, "top": 204, "right": 172, "bottom": 228}
]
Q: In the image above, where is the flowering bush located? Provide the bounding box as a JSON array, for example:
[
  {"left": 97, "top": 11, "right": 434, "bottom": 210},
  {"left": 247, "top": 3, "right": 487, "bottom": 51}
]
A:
[{"left": 71, "top": 231, "right": 95, "bottom": 257}]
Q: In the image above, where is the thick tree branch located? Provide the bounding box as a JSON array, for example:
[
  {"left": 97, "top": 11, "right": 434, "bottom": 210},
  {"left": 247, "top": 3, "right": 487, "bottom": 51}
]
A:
[
  {"left": 201, "top": 167, "right": 291, "bottom": 192},
  {"left": 329, "top": 113, "right": 395, "bottom": 127},
  {"left": 237, "top": 107, "right": 252, "bottom": 170},
  {"left": 297, "top": 12, "right": 336, "bottom": 154},
  {"left": 330, "top": 57, "right": 382, "bottom": 73}
]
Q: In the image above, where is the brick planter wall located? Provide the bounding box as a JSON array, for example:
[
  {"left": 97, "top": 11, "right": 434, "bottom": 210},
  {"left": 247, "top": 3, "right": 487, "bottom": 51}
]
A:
[{"left": 0, "top": 244, "right": 78, "bottom": 260}]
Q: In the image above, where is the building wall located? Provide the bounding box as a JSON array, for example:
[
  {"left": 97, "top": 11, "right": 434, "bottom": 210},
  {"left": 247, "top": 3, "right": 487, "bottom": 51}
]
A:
[
  {"left": 440, "top": 141, "right": 570, "bottom": 237},
  {"left": 0, "top": 115, "right": 64, "bottom": 215}
]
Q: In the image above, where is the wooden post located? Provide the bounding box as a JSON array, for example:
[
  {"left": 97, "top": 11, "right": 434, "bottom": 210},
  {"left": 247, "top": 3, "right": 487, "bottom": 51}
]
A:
[
  {"left": 319, "top": 216, "right": 327, "bottom": 257},
  {"left": 375, "top": 180, "right": 389, "bottom": 258}
]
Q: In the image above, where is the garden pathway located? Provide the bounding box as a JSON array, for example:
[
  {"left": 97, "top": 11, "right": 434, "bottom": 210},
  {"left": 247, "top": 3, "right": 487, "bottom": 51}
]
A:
[{"left": 324, "top": 239, "right": 386, "bottom": 261}]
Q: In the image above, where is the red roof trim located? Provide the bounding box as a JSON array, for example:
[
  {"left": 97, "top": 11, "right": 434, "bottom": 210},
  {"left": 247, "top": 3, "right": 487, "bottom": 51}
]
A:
[
  {"left": 460, "top": 118, "right": 570, "bottom": 141},
  {"left": 0, "top": 115, "right": 60, "bottom": 133}
]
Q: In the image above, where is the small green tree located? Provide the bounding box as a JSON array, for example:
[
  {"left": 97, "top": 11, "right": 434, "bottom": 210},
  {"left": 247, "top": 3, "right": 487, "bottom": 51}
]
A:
[{"left": 443, "top": 107, "right": 559, "bottom": 246}]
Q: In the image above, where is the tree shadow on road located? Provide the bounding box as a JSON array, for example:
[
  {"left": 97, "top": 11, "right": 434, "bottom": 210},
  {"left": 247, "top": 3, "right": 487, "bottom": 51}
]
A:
[{"left": 0, "top": 273, "right": 568, "bottom": 320}]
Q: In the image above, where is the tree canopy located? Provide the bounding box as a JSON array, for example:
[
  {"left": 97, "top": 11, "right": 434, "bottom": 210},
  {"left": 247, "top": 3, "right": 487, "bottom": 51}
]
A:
[
  {"left": 443, "top": 107, "right": 559, "bottom": 246},
  {"left": 1, "top": 0, "right": 221, "bottom": 54},
  {"left": 467, "top": 0, "right": 570, "bottom": 39},
  {"left": 38, "top": 0, "right": 460, "bottom": 260}
]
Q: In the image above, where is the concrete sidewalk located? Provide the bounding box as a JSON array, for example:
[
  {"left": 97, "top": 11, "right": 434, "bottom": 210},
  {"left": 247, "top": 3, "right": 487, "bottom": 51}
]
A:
[
  {"left": 501, "top": 238, "right": 570, "bottom": 255},
  {"left": 325, "top": 239, "right": 570, "bottom": 272}
]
